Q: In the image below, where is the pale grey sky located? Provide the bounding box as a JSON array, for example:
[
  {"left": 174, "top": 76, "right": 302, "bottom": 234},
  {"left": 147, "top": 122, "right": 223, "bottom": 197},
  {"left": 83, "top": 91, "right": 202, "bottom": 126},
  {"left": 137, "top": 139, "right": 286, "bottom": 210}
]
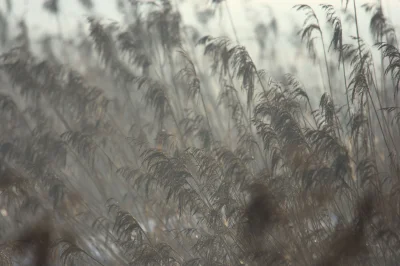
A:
[
  {"left": 4, "top": 0, "right": 399, "bottom": 39},
  {"left": 2, "top": 0, "right": 399, "bottom": 103}
]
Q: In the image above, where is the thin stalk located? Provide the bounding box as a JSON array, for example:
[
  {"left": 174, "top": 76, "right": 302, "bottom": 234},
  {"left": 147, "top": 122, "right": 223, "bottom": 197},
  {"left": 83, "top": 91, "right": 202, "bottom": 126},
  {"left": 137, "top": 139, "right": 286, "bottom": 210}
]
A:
[
  {"left": 341, "top": 52, "right": 352, "bottom": 121},
  {"left": 353, "top": 0, "right": 395, "bottom": 164},
  {"left": 199, "top": 85, "right": 214, "bottom": 139},
  {"left": 319, "top": 28, "right": 334, "bottom": 100},
  {"left": 224, "top": 1, "right": 240, "bottom": 44},
  {"left": 370, "top": 64, "right": 398, "bottom": 152}
]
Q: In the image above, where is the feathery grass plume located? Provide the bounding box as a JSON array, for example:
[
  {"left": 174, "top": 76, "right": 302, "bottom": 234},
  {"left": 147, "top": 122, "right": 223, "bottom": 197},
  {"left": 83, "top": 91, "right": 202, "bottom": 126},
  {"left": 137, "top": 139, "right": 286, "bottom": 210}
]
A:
[
  {"left": 79, "top": 0, "right": 94, "bottom": 10},
  {"left": 198, "top": 35, "right": 265, "bottom": 109},
  {"left": 43, "top": 0, "right": 59, "bottom": 14},
  {"left": 295, "top": 4, "right": 335, "bottom": 100},
  {"left": 378, "top": 43, "right": 400, "bottom": 95},
  {"left": 363, "top": 3, "right": 395, "bottom": 44},
  {"left": 321, "top": 5, "right": 344, "bottom": 65}
]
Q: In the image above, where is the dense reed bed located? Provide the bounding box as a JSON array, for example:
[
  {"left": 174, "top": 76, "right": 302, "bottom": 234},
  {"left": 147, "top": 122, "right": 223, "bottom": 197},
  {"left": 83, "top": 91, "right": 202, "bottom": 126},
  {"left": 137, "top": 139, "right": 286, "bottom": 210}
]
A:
[{"left": 0, "top": 0, "right": 399, "bottom": 265}]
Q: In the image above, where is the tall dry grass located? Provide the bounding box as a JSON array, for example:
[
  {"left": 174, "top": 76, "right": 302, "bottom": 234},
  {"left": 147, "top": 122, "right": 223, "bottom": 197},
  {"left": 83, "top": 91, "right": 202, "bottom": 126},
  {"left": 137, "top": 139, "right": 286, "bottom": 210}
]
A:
[{"left": 0, "top": 0, "right": 399, "bottom": 265}]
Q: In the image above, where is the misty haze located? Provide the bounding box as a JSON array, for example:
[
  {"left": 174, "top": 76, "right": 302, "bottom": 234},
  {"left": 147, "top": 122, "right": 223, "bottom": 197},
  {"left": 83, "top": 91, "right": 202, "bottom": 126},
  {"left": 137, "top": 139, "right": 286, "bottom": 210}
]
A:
[{"left": 0, "top": 0, "right": 399, "bottom": 265}]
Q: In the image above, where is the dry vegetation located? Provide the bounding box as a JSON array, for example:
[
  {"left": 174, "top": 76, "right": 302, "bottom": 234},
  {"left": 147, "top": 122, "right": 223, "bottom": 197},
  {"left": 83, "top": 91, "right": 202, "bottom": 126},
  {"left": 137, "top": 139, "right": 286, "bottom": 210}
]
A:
[{"left": 0, "top": 0, "right": 399, "bottom": 265}]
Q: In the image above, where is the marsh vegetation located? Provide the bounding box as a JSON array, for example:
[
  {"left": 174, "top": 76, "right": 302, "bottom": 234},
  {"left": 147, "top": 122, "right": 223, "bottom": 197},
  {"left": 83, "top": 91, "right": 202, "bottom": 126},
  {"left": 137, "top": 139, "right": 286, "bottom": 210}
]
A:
[{"left": 0, "top": 0, "right": 399, "bottom": 265}]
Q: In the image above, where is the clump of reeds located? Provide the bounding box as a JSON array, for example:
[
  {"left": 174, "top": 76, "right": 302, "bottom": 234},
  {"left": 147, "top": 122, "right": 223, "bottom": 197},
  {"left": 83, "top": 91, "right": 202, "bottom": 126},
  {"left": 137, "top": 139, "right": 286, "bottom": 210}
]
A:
[{"left": 0, "top": 0, "right": 399, "bottom": 265}]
